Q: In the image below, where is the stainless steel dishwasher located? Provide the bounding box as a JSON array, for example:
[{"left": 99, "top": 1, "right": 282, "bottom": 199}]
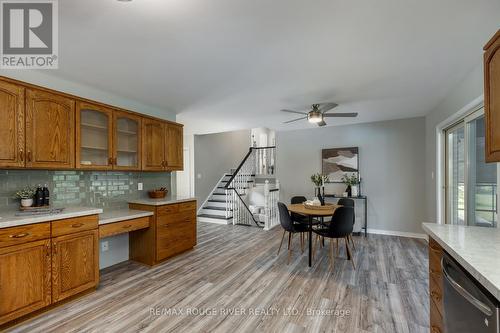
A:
[{"left": 442, "top": 252, "right": 500, "bottom": 333}]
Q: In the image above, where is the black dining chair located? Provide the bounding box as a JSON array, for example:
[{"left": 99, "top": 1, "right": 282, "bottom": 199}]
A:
[
  {"left": 290, "top": 196, "right": 320, "bottom": 226},
  {"left": 313, "top": 206, "right": 356, "bottom": 269},
  {"left": 336, "top": 198, "right": 356, "bottom": 251},
  {"left": 277, "top": 202, "right": 309, "bottom": 264}
]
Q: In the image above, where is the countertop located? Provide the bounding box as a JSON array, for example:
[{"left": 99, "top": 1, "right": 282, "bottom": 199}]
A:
[
  {"left": 422, "top": 223, "right": 500, "bottom": 301},
  {"left": 128, "top": 196, "right": 197, "bottom": 206},
  {"left": 99, "top": 208, "right": 154, "bottom": 225},
  {"left": 0, "top": 207, "right": 103, "bottom": 229}
]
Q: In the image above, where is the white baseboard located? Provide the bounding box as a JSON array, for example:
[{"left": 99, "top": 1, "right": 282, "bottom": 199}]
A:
[{"left": 366, "top": 228, "right": 428, "bottom": 240}]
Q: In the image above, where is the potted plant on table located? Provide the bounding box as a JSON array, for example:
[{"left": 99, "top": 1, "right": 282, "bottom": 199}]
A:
[
  {"left": 310, "top": 173, "right": 329, "bottom": 198},
  {"left": 14, "top": 186, "right": 36, "bottom": 208},
  {"left": 341, "top": 174, "right": 361, "bottom": 197}
]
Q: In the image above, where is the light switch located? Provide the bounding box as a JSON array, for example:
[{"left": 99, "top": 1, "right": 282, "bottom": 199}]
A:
[{"left": 138, "top": 182, "right": 143, "bottom": 191}]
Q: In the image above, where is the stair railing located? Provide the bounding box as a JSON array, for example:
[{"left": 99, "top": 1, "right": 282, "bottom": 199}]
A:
[
  {"left": 264, "top": 180, "right": 280, "bottom": 230},
  {"left": 224, "top": 146, "right": 276, "bottom": 227}
]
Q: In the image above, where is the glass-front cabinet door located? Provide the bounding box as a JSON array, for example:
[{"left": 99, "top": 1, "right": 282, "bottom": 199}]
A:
[
  {"left": 76, "top": 102, "right": 113, "bottom": 169},
  {"left": 113, "top": 111, "right": 141, "bottom": 170}
]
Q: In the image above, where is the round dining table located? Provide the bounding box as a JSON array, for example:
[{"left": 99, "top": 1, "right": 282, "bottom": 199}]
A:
[{"left": 287, "top": 203, "right": 339, "bottom": 267}]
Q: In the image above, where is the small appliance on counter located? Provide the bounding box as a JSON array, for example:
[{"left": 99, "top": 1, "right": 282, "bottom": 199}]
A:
[{"left": 148, "top": 187, "right": 168, "bottom": 199}]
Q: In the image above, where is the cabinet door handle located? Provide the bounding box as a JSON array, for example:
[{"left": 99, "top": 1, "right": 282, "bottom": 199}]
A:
[
  {"left": 123, "top": 224, "right": 132, "bottom": 229},
  {"left": 27, "top": 151, "right": 32, "bottom": 162},
  {"left": 108, "top": 157, "right": 113, "bottom": 165},
  {"left": 71, "top": 223, "right": 84, "bottom": 228},
  {"left": 19, "top": 149, "right": 24, "bottom": 162},
  {"left": 46, "top": 243, "right": 51, "bottom": 257},
  {"left": 9, "top": 232, "right": 29, "bottom": 238}
]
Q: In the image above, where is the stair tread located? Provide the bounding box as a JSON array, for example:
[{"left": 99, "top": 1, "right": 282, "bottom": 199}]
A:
[
  {"left": 203, "top": 206, "right": 228, "bottom": 211},
  {"left": 208, "top": 199, "right": 226, "bottom": 203},
  {"left": 198, "top": 214, "right": 233, "bottom": 220}
]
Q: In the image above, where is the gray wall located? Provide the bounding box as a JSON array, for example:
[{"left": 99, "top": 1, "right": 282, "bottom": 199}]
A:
[
  {"left": 424, "top": 64, "right": 484, "bottom": 222},
  {"left": 194, "top": 129, "right": 250, "bottom": 207},
  {"left": 276, "top": 117, "right": 426, "bottom": 234}
]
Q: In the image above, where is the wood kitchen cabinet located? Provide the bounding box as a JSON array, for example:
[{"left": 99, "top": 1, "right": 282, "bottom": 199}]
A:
[
  {"left": 25, "top": 88, "right": 75, "bottom": 169},
  {"left": 129, "top": 200, "right": 197, "bottom": 266},
  {"left": 0, "top": 239, "right": 52, "bottom": 325},
  {"left": 165, "top": 123, "right": 183, "bottom": 170},
  {"left": 0, "top": 80, "right": 25, "bottom": 168},
  {"left": 484, "top": 30, "right": 500, "bottom": 162},
  {"left": 0, "top": 215, "right": 99, "bottom": 327},
  {"left": 76, "top": 102, "right": 114, "bottom": 169},
  {"left": 113, "top": 110, "right": 142, "bottom": 171},
  {"left": 51, "top": 230, "right": 99, "bottom": 302},
  {"left": 428, "top": 238, "right": 444, "bottom": 333},
  {"left": 142, "top": 117, "right": 166, "bottom": 171}
]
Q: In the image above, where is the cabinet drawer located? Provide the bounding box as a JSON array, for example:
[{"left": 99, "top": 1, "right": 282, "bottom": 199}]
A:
[
  {"left": 157, "top": 211, "right": 195, "bottom": 227},
  {"left": 429, "top": 238, "right": 443, "bottom": 253},
  {"left": 178, "top": 201, "right": 196, "bottom": 212},
  {"left": 52, "top": 215, "right": 98, "bottom": 237},
  {"left": 0, "top": 223, "right": 51, "bottom": 248},
  {"left": 99, "top": 217, "right": 150, "bottom": 238},
  {"left": 157, "top": 204, "right": 179, "bottom": 216},
  {"left": 156, "top": 221, "right": 196, "bottom": 261}
]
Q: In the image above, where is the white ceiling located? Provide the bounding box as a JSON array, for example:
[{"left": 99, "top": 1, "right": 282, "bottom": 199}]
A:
[{"left": 50, "top": 0, "right": 500, "bottom": 134}]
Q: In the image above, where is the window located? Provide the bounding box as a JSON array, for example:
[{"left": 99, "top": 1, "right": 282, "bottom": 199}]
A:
[{"left": 445, "top": 108, "right": 498, "bottom": 227}]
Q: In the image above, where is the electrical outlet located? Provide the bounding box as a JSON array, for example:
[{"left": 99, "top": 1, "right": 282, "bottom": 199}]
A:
[
  {"left": 138, "top": 182, "right": 143, "bottom": 191},
  {"left": 101, "top": 241, "right": 109, "bottom": 252}
]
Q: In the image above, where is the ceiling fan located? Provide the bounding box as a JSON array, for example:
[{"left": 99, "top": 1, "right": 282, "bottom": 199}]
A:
[{"left": 280, "top": 103, "right": 358, "bottom": 127}]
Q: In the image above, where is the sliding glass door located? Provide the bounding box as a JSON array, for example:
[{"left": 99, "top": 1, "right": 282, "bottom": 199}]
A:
[{"left": 445, "top": 108, "right": 498, "bottom": 227}]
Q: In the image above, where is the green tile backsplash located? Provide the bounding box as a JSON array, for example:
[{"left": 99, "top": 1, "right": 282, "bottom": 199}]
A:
[{"left": 0, "top": 170, "right": 171, "bottom": 209}]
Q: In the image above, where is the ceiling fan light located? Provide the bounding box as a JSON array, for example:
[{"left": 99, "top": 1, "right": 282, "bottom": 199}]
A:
[{"left": 308, "top": 111, "right": 323, "bottom": 123}]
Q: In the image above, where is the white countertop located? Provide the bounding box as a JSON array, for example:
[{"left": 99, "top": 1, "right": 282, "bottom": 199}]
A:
[
  {"left": 128, "top": 196, "right": 197, "bottom": 206},
  {"left": 99, "top": 209, "right": 153, "bottom": 225},
  {"left": 0, "top": 207, "right": 103, "bottom": 229},
  {"left": 422, "top": 222, "right": 500, "bottom": 301}
]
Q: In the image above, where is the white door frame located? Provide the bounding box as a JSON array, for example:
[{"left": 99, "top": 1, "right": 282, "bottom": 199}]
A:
[{"left": 436, "top": 96, "right": 483, "bottom": 224}]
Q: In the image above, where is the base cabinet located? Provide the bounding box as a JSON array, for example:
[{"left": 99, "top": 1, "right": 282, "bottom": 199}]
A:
[
  {"left": 129, "top": 200, "right": 197, "bottom": 266},
  {"left": 0, "top": 215, "right": 99, "bottom": 327},
  {"left": 52, "top": 230, "right": 99, "bottom": 302},
  {"left": 428, "top": 238, "right": 444, "bottom": 333},
  {"left": 0, "top": 239, "right": 51, "bottom": 325}
]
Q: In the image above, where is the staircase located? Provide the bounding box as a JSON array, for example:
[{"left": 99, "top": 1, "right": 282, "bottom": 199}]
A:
[
  {"left": 197, "top": 172, "right": 255, "bottom": 224},
  {"left": 197, "top": 146, "right": 280, "bottom": 230}
]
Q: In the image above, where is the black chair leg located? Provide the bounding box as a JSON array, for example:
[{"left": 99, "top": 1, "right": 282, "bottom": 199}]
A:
[{"left": 277, "top": 230, "right": 286, "bottom": 255}]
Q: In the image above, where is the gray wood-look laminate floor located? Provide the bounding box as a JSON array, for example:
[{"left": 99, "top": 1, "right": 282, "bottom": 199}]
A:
[{"left": 8, "top": 222, "right": 429, "bottom": 333}]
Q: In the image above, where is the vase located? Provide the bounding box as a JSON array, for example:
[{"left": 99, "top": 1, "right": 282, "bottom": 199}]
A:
[
  {"left": 21, "top": 198, "right": 33, "bottom": 207},
  {"left": 346, "top": 185, "right": 352, "bottom": 197},
  {"left": 351, "top": 185, "right": 359, "bottom": 197}
]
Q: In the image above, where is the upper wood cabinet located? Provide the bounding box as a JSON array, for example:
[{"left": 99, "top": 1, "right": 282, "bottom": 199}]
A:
[
  {"left": 484, "top": 30, "right": 500, "bottom": 162},
  {"left": 76, "top": 102, "right": 113, "bottom": 169},
  {"left": 51, "top": 230, "right": 99, "bottom": 303},
  {"left": 165, "top": 123, "right": 183, "bottom": 170},
  {"left": 0, "top": 80, "right": 25, "bottom": 168},
  {"left": 113, "top": 111, "right": 141, "bottom": 171},
  {"left": 25, "top": 89, "right": 75, "bottom": 169},
  {"left": 142, "top": 118, "right": 166, "bottom": 171},
  {"left": 0, "top": 77, "right": 184, "bottom": 172},
  {"left": 0, "top": 239, "right": 52, "bottom": 325}
]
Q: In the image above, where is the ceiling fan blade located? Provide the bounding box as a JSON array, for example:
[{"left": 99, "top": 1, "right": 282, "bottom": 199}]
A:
[
  {"left": 323, "top": 112, "right": 358, "bottom": 118},
  {"left": 280, "top": 109, "right": 307, "bottom": 115},
  {"left": 283, "top": 116, "right": 308, "bottom": 124},
  {"left": 318, "top": 103, "right": 338, "bottom": 113},
  {"left": 317, "top": 120, "right": 327, "bottom": 127}
]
